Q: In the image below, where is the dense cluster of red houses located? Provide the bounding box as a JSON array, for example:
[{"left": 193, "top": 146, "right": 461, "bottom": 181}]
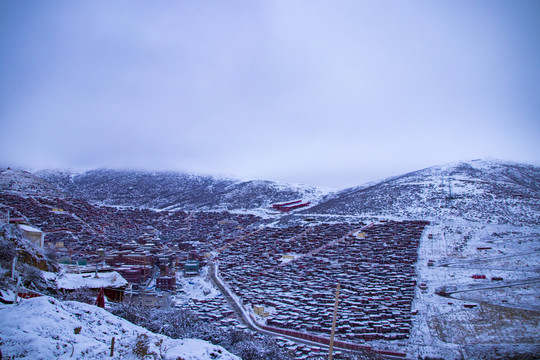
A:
[
  {"left": 0, "top": 193, "right": 261, "bottom": 290},
  {"left": 218, "top": 220, "right": 428, "bottom": 343}
]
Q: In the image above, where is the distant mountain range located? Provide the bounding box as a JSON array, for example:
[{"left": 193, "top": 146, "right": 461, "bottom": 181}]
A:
[
  {"left": 33, "top": 169, "right": 327, "bottom": 212},
  {"left": 1, "top": 159, "right": 538, "bottom": 225}
]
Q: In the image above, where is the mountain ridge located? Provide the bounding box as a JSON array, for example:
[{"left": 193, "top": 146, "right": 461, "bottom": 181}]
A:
[
  {"left": 303, "top": 159, "right": 540, "bottom": 226},
  {"left": 34, "top": 168, "right": 327, "bottom": 212},
  {"left": 1, "top": 159, "right": 538, "bottom": 225}
]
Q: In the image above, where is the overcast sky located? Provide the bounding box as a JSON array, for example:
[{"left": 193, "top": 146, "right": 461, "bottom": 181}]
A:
[{"left": 1, "top": 1, "right": 539, "bottom": 189}]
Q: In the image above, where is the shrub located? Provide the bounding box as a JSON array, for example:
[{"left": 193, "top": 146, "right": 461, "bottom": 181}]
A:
[
  {"left": 20, "top": 264, "right": 44, "bottom": 288},
  {"left": 60, "top": 286, "right": 96, "bottom": 304},
  {"left": 0, "top": 238, "right": 16, "bottom": 267},
  {"left": 110, "top": 301, "right": 291, "bottom": 360},
  {"left": 132, "top": 333, "right": 152, "bottom": 359}
]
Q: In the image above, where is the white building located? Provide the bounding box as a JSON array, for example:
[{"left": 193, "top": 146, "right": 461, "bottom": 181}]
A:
[{"left": 17, "top": 224, "right": 44, "bottom": 247}]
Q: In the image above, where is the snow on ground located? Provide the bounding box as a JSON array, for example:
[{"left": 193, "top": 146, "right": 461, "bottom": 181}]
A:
[
  {"left": 408, "top": 220, "right": 540, "bottom": 359},
  {"left": 0, "top": 296, "right": 240, "bottom": 360},
  {"left": 172, "top": 267, "right": 220, "bottom": 305},
  {"left": 55, "top": 271, "right": 128, "bottom": 290},
  {"left": 0, "top": 168, "right": 61, "bottom": 197}
]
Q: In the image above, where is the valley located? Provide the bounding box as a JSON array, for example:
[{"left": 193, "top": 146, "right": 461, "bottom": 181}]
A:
[{"left": 0, "top": 160, "right": 539, "bottom": 359}]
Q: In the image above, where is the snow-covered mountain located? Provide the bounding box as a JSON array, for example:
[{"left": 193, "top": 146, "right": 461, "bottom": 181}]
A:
[
  {"left": 5, "top": 159, "right": 539, "bottom": 225},
  {"left": 303, "top": 160, "right": 540, "bottom": 226},
  {"left": 34, "top": 169, "right": 327, "bottom": 211}
]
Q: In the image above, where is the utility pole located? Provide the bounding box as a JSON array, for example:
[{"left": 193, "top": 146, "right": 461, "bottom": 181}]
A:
[
  {"left": 14, "top": 275, "right": 21, "bottom": 304},
  {"left": 11, "top": 256, "right": 17, "bottom": 280},
  {"left": 328, "top": 283, "right": 341, "bottom": 360},
  {"left": 445, "top": 178, "right": 453, "bottom": 208}
]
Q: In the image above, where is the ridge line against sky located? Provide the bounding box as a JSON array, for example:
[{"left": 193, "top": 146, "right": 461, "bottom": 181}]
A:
[{"left": 1, "top": 1, "right": 539, "bottom": 188}]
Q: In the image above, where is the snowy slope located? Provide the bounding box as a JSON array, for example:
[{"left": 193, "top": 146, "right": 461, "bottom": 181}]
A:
[
  {"left": 0, "top": 168, "right": 63, "bottom": 197},
  {"left": 0, "top": 296, "right": 240, "bottom": 360},
  {"left": 304, "top": 160, "right": 540, "bottom": 226},
  {"left": 408, "top": 220, "right": 540, "bottom": 359},
  {"left": 35, "top": 169, "right": 327, "bottom": 211}
]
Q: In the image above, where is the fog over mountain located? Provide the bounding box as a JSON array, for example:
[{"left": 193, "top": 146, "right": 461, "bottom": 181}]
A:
[
  {"left": 34, "top": 169, "right": 327, "bottom": 212},
  {"left": 21, "top": 159, "right": 537, "bottom": 226}
]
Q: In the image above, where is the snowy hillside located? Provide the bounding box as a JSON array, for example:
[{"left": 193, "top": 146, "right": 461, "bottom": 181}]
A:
[
  {"left": 33, "top": 160, "right": 540, "bottom": 223},
  {"left": 0, "top": 296, "right": 240, "bottom": 360},
  {"left": 209, "top": 179, "right": 327, "bottom": 212},
  {"left": 0, "top": 168, "right": 63, "bottom": 197},
  {"left": 409, "top": 220, "right": 540, "bottom": 359},
  {"left": 304, "top": 160, "right": 540, "bottom": 226},
  {"left": 35, "top": 169, "right": 327, "bottom": 211}
]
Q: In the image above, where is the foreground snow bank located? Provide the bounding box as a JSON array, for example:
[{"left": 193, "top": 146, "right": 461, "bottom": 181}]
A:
[{"left": 0, "top": 296, "right": 239, "bottom": 360}]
